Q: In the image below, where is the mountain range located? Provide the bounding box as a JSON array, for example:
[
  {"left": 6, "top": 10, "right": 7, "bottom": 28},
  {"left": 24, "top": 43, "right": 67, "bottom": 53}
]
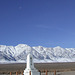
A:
[{"left": 0, "top": 44, "right": 75, "bottom": 63}]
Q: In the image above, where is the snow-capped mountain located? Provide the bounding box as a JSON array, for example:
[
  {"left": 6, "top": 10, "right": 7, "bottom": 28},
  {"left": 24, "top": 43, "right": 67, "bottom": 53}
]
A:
[{"left": 0, "top": 44, "right": 75, "bottom": 63}]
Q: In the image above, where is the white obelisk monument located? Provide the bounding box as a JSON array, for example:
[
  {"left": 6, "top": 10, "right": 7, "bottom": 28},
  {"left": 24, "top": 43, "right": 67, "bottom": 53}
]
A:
[{"left": 24, "top": 54, "right": 40, "bottom": 75}]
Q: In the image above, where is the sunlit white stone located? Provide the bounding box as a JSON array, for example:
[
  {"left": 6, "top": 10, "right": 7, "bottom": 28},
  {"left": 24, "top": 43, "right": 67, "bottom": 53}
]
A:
[{"left": 24, "top": 54, "right": 40, "bottom": 75}]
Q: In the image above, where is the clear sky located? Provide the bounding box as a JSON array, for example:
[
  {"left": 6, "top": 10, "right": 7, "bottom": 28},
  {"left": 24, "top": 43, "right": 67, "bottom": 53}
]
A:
[{"left": 0, "top": 0, "right": 75, "bottom": 48}]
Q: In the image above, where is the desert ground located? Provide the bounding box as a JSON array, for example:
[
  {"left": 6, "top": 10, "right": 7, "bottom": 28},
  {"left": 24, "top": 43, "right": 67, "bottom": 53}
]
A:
[{"left": 0, "top": 62, "right": 75, "bottom": 75}]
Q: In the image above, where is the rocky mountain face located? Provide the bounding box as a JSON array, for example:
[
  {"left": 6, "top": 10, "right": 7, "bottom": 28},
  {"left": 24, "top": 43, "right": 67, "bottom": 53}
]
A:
[{"left": 0, "top": 44, "right": 75, "bottom": 63}]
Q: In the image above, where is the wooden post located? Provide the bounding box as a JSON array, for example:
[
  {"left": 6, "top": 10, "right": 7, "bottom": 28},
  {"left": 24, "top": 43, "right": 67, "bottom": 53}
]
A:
[
  {"left": 16, "top": 72, "right": 18, "bottom": 75},
  {"left": 46, "top": 70, "right": 48, "bottom": 75},
  {"left": 29, "top": 71, "right": 31, "bottom": 75},
  {"left": 39, "top": 70, "right": 41, "bottom": 75},
  {"left": 43, "top": 70, "right": 45, "bottom": 72},
  {"left": 10, "top": 72, "right": 12, "bottom": 75},
  {"left": 54, "top": 70, "right": 56, "bottom": 75},
  {"left": 21, "top": 71, "right": 23, "bottom": 75}
]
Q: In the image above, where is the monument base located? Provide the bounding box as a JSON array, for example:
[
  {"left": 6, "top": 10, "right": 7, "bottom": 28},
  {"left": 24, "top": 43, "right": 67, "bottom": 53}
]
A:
[{"left": 24, "top": 68, "right": 40, "bottom": 75}]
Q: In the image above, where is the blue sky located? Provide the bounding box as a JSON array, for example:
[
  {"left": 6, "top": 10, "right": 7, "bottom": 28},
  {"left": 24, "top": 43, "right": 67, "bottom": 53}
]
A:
[{"left": 0, "top": 0, "right": 75, "bottom": 48}]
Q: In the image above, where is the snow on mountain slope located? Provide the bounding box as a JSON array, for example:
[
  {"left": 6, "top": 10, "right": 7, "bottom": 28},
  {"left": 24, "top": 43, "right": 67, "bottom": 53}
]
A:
[{"left": 0, "top": 44, "right": 75, "bottom": 63}]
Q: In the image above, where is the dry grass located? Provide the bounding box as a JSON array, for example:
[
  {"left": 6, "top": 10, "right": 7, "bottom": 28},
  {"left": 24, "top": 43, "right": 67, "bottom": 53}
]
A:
[{"left": 0, "top": 62, "right": 75, "bottom": 73}]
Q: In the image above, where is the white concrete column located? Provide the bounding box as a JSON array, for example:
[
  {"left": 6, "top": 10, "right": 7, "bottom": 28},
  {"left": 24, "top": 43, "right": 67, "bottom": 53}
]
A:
[{"left": 27, "top": 54, "right": 34, "bottom": 69}]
